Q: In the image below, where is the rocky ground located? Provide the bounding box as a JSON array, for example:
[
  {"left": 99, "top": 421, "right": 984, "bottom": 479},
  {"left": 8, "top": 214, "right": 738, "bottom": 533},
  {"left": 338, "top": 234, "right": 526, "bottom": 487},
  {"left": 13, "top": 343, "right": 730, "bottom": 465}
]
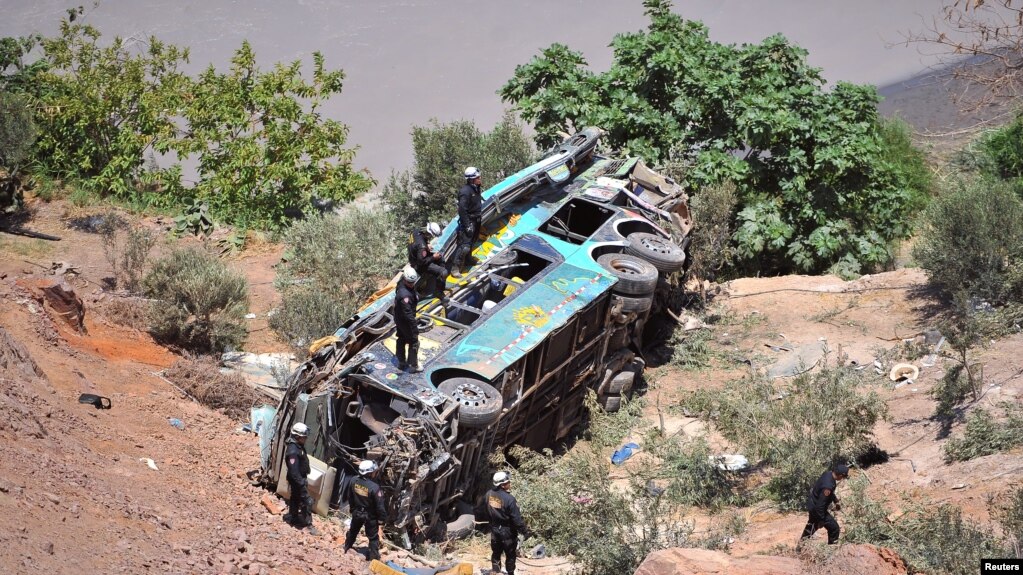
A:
[{"left": 2, "top": 196, "right": 1022, "bottom": 575}]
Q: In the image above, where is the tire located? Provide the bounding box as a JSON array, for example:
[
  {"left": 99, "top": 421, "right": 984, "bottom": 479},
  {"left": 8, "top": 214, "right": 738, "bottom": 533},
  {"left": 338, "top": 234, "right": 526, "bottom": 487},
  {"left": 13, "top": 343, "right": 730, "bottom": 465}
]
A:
[
  {"left": 445, "top": 513, "right": 476, "bottom": 540},
  {"left": 613, "top": 294, "right": 652, "bottom": 314},
  {"left": 601, "top": 394, "right": 623, "bottom": 413},
  {"left": 608, "top": 328, "right": 629, "bottom": 350},
  {"left": 596, "top": 253, "right": 658, "bottom": 295},
  {"left": 608, "top": 371, "right": 635, "bottom": 395},
  {"left": 438, "top": 377, "right": 503, "bottom": 428},
  {"left": 625, "top": 232, "right": 686, "bottom": 273}
]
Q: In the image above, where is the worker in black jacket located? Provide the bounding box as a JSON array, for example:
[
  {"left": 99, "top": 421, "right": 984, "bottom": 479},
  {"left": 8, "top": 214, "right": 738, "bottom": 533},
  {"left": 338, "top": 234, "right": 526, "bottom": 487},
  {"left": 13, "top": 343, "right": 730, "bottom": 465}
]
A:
[
  {"left": 486, "top": 471, "right": 529, "bottom": 575},
  {"left": 343, "top": 460, "right": 387, "bottom": 561},
  {"left": 284, "top": 422, "right": 318, "bottom": 535},
  {"left": 394, "top": 265, "right": 421, "bottom": 372},
  {"left": 407, "top": 221, "right": 447, "bottom": 301},
  {"left": 453, "top": 166, "right": 483, "bottom": 278},
  {"left": 799, "top": 463, "right": 849, "bottom": 545}
]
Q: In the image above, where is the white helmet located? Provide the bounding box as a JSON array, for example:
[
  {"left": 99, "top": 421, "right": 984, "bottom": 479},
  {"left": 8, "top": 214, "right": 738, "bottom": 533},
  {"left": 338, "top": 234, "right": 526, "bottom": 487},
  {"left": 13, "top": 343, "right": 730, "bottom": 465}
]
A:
[
  {"left": 426, "top": 222, "right": 442, "bottom": 237},
  {"left": 493, "top": 471, "right": 510, "bottom": 487},
  {"left": 291, "top": 422, "right": 309, "bottom": 437},
  {"left": 359, "top": 460, "right": 378, "bottom": 475},
  {"left": 464, "top": 166, "right": 481, "bottom": 180},
  {"left": 402, "top": 265, "right": 420, "bottom": 284}
]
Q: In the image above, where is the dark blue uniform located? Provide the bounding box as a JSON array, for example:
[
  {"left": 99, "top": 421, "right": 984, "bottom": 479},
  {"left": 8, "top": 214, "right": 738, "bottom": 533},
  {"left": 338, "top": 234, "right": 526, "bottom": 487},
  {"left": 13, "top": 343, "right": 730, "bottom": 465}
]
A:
[
  {"left": 407, "top": 228, "right": 447, "bottom": 299},
  {"left": 800, "top": 470, "right": 840, "bottom": 544},
  {"left": 394, "top": 281, "right": 420, "bottom": 370},
  {"left": 344, "top": 475, "right": 387, "bottom": 560},
  {"left": 284, "top": 438, "right": 312, "bottom": 527},
  {"left": 486, "top": 488, "right": 528, "bottom": 575},
  {"left": 454, "top": 182, "right": 483, "bottom": 272}
]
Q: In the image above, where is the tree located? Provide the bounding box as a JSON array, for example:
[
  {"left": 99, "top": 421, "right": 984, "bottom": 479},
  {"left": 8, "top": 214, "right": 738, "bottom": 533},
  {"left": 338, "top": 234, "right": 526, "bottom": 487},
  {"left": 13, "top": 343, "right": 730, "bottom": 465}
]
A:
[
  {"left": 29, "top": 7, "right": 191, "bottom": 199},
  {"left": 904, "top": 0, "right": 1023, "bottom": 111},
  {"left": 501, "top": 0, "right": 930, "bottom": 276},
  {"left": 382, "top": 113, "right": 534, "bottom": 232},
  {"left": 176, "top": 42, "right": 372, "bottom": 231}
]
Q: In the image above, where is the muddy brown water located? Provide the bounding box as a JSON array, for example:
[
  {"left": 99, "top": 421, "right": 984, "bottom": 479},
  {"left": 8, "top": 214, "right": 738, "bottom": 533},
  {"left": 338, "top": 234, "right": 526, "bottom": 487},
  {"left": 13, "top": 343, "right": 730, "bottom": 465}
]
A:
[{"left": 2, "top": 0, "right": 961, "bottom": 184}]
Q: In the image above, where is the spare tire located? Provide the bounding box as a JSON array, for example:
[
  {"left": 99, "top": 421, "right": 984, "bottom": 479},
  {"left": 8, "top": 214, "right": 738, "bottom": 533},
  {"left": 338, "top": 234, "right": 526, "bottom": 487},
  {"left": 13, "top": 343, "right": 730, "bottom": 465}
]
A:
[
  {"left": 597, "top": 253, "right": 658, "bottom": 295},
  {"left": 445, "top": 513, "right": 476, "bottom": 540},
  {"left": 438, "top": 377, "right": 503, "bottom": 428},
  {"left": 625, "top": 232, "right": 686, "bottom": 273},
  {"left": 613, "top": 294, "right": 652, "bottom": 314},
  {"left": 608, "top": 371, "right": 635, "bottom": 395},
  {"left": 601, "top": 394, "right": 623, "bottom": 413}
]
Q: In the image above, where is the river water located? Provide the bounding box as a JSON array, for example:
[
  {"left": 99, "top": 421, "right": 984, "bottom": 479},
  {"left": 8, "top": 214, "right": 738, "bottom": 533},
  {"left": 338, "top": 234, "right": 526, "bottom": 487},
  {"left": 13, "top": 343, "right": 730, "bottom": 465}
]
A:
[{"left": 1, "top": 0, "right": 951, "bottom": 182}]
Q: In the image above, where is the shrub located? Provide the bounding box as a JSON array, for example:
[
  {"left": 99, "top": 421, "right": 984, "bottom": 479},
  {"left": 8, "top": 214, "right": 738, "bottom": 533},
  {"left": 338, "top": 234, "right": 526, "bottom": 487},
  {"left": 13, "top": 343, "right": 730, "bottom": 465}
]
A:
[
  {"left": 979, "top": 112, "right": 1023, "bottom": 196},
  {"left": 163, "top": 355, "right": 260, "bottom": 420},
  {"left": 992, "top": 486, "right": 1023, "bottom": 555},
  {"left": 584, "top": 390, "right": 643, "bottom": 450},
  {"left": 684, "top": 359, "right": 888, "bottom": 508},
  {"left": 914, "top": 179, "right": 1023, "bottom": 303},
  {"left": 143, "top": 247, "right": 249, "bottom": 353},
  {"left": 645, "top": 434, "right": 744, "bottom": 510},
  {"left": 507, "top": 445, "right": 692, "bottom": 575},
  {"left": 0, "top": 92, "right": 36, "bottom": 212},
  {"left": 943, "top": 404, "right": 1023, "bottom": 463},
  {"left": 382, "top": 113, "right": 535, "bottom": 232},
  {"left": 99, "top": 214, "right": 155, "bottom": 292},
  {"left": 843, "top": 478, "right": 1008, "bottom": 575},
  {"left": 270, "top": 208, "right": 403, "bottom": 353},
  {"left": 685, "top": 181, "right": 737, "bottom": 286},
  {"left": 98, "top": 297, "right": 149, "bottom": 331}
]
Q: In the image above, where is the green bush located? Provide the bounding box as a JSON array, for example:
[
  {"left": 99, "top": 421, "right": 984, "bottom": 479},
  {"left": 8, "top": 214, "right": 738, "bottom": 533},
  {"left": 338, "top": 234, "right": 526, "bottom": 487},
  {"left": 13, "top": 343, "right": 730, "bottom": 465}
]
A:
[
  {"left": 843, "top": 478, "right": 1008, "bottom": 575},
  {"left": 980, "top": 112, "right": 1023, "bottom": 195},
  {"left": 992, "top": 486, "right": 1023, "bottom": 553},
  {"left": 507, "top": 445, "right": 692, "bottom": 575},
  {"left": 646, "top": 434, "right": 744, "bottom": 510},
  {"left": 382, "top": 113, "right": 534, "bottom": 232},
  {"left": 684, "top": 359, "right": 887, "bottom": 508},
  {"left": 943, "top": 405, "right": 1023, "bottom": 463},
  {"left": 99, "top": 214, "right": 155, "bottom": 293},
  {"left": 685, "top": 181, "right": 737, "bottom": 286},
  {"left": 143, "top": 247, "right": 249, "bottom": 353},
  {"left": 914, "top": 179, "right": 1023, "bottom": 303},
  {"left": 0, "top": 92, "right": 36, "bottom": 212},
  {"left": 270, "top": 208, "right": 403, "bottom": 353}
]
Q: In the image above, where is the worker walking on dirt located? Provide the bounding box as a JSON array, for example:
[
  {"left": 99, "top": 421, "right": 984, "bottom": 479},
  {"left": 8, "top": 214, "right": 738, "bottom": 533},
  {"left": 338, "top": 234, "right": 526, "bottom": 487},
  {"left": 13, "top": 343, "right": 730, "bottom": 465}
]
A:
[
  {"left": 798, "top": 463, "right": 849, "bottom": 546},
  {"left": 343, "top": 460, "right": 387, "bottom": 561},
  {"left": 407, "top": 221, "right": 448, "bottom": 301},
  {"left": 284, "top": 422, "right": 319, "bottom": 535},
  {"left": 486, "top": 471, "right": 529, "bottom": 575},
  {"left": 452, "top": 167, "right": 483, "bottom": 278},
  {"left": 394, "top": 265, "right": 422, "bottom": 373}
]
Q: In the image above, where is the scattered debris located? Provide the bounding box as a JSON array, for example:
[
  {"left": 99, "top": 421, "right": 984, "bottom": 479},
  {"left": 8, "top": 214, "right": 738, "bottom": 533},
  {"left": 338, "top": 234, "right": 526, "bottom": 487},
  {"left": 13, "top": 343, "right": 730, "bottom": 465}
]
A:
[
  {"left": 369, "top": 559, "right": 474, "bottom": 575},
  {"left": 611, "top": 442, "right": 640, "bottom": 465},
  {"left": 531, "top": 543, "right": 547, "bottom": 560},
  {"left": 77, "top": 393, "right": 111, "bottom": 409},
  {"left": 244, "top": 313, "right": 257, "bottom": 319},
  {"left": 38, "top": 279, "right": 86, "bottom": 333},
  {"left": 921, "top": 336, "right": 945, "bottom": 367},
  {"left": 139, "top": 458, "right": 159, "bottom": 471},
  {"left": 260, "top": 493, "right": 283, "bottom": 515},
  {"left": 951, "top": 484, "right": 967, "bottom": 490},
  {"left": 889, "top": 363, "right": 919, "bottom": 383},
  {"left": 766, "top": 342, "right": 827, "bottom": 378},
  {"left": 709, "top": 454, "right": 749, "bottom": 471},
  {"left": 168, "top": 418, "right": 185, "bottom": 430}
]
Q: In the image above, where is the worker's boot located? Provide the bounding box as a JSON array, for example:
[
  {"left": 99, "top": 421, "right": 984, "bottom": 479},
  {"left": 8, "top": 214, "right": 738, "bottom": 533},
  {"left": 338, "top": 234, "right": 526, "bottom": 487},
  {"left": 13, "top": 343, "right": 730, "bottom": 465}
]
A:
[
  {"left": 408, "top": 342, "right": 423, "bottom": 373},
  {"left": 396, "top": 342, "right": 407, "bottom": 370},
  {"left": 491, "top": 563, "right": 502, "bottom": 574}
]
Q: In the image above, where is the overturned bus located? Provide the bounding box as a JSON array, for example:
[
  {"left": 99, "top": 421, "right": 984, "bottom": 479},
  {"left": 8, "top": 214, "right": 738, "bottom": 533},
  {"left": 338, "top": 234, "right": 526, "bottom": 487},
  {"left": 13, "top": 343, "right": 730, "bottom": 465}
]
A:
[{"left": 259, "top": 127, "right": 693, "bottom": 543}]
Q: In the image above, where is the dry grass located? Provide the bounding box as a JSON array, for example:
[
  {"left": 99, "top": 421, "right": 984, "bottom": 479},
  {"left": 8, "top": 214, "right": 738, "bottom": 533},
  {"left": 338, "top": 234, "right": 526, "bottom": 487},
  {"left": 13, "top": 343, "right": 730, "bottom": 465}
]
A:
[
  {"left": 98, "top": 297, "right": 149, "bottom": 331},
  {"left": 163, "top": 355, "right": 260, "bottom": 420}
]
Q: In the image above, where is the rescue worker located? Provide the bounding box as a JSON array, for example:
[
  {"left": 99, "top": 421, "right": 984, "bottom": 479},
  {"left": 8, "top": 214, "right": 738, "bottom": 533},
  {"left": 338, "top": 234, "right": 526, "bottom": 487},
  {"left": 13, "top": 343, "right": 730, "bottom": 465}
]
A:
[
  {"left": 343, "top": 460, "right": 387, "bottom": 561},
  {"left": 453, "top": 166, "right": 483, "bottom": 278},
  {"left": 486, "top": 471, "right": 529, "bottom": 575},
  {"left": 284, "top": 422, "right": 318, "bottom": 534},
  {"left": 799, "top": 463, "right": 849, "bottom": 545},
  {"left": 407, "top": 221, "right": 447, "bottom": 301},
  {"left": 394, "top": 265, "right": 422, "bottom": 372}
]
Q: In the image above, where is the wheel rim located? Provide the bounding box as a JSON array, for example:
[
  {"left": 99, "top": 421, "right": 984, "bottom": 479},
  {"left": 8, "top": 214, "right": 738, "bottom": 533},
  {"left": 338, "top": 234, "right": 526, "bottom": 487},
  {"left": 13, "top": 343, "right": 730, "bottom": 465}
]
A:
[
  {"left": 639, "top": 235, "right": 675, "bottom": 256},
  {"left": 612, "top": 259, "right": 643, "bottom": 276},
  {"left": 451, "top": 382, "right": 492, "bottom": 408}
]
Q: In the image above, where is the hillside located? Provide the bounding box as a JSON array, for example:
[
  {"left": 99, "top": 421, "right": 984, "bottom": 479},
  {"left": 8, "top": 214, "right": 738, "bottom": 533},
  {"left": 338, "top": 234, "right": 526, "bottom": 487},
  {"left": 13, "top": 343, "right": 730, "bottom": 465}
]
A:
[{"left": 2, "top": 196, "right": 1021, "bottom": 575}]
